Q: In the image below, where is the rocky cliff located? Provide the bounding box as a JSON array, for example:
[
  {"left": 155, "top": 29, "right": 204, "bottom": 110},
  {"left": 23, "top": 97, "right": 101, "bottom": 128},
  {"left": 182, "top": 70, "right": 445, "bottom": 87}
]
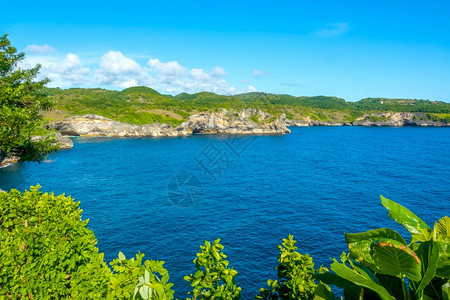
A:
[
  {"left": 287, "top": 112, "right": 448, "bottom": 127},
  {"left": 49, "top": 114, "right": 190, "bottom": 137},
  {"left": 49, "top": 109, "right": 291, "bottom": 137},
  {"left": 352, "top": 112, "right": 448, "bottom": 127},
  {"left": 177, "top": 109, "right": 290, "bottom": 135}
]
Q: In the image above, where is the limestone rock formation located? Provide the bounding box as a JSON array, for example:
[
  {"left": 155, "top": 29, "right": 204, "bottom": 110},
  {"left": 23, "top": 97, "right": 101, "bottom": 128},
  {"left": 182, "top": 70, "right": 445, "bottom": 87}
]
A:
[
  {"left": 352, "top": 112, "right": 448, "bottom": 127},
  {"left": 49, "top": 110, "right": 290, "bottom": 137},
  {"left": 55, "top": 132, "right": 74, "bottom": 149},
  {"left": 178, "top": 109, "right": 290, "bottom": 135},
  {"left": 287, "top": 112, "right": 448, "bottom": 127},
  {"left": 49, "top": 114, "right": 189, "bottom": 137}
]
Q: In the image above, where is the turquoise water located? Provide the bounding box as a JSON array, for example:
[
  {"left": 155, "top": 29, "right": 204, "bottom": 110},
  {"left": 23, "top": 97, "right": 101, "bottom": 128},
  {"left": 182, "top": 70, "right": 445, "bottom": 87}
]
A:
[{"left": 1, "top": 127, "right": 449, "bottom": 298}]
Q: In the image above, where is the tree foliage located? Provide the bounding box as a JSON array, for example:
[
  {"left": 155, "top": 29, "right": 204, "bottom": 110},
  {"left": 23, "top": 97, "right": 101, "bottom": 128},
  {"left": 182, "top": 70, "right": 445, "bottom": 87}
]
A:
[{"left": 0, "top": 34, "right": 57, "bottom": 162}]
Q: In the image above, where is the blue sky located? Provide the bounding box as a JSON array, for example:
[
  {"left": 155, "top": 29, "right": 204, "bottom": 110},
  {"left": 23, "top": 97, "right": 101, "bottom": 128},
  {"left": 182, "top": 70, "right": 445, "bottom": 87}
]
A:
[{"left": 2, "top": 0, "right": 450, "bottom": 101}]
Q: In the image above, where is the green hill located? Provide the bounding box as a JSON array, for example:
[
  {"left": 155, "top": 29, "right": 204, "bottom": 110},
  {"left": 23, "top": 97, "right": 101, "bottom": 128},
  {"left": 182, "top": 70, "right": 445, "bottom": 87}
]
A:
[{"left": 42, "top": 86, "right": 450, "bottom": 125}]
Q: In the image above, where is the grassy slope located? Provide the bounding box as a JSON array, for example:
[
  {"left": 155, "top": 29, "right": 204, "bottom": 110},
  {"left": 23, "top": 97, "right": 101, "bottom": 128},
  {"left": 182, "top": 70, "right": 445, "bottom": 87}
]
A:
[{"left": 43, "top": 87, "right": 450, "bottom": 126}]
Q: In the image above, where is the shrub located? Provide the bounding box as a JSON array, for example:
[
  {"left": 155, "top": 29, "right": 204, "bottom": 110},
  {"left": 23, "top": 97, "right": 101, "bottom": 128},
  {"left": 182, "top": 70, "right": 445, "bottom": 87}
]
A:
[
  {"left": 184, "top": 239, "right": 241, "bottom": 299},
  {"left": 0, "top": 186, "right": 174, "bottom": 299},
  {"left": 257, "top": 234, "right": 328, "bottom": 300},
  {"left": 0, "top": 185, "right": 110, "bottom": 298}
]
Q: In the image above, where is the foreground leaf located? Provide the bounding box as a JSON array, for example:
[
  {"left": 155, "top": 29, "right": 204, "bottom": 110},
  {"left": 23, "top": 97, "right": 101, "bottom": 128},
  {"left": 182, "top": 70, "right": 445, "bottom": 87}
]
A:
[
  {"left": 380, "top": 195, "right": 430, "bottom": 236},
  {"left": 435, "top": 216, "right": 450, "bottom": 241},
  {"left": 345, "top": 228, "right": 407, "bottom": 269},
  {"left": 411, "top": 241, "right": 440, "bottom": 297},
  {"left": 312, "top": 282, "right": 336, "bottom": 300},
  {"left": 330, "top": 259, "right": 395, "bottom": 300},
  {"left": 370, "top": 239, "right": 422, "bottom": 281},
  {"left": 436, "top": 241, "right": 450, "bottom": 279}
]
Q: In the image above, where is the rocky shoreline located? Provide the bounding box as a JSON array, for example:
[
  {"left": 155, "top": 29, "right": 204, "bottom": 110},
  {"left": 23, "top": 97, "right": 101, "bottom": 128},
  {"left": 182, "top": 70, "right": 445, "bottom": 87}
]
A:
[
  {"left": 1, "top": 109, "right": 447, "bottom": 168},
  {"left": 49, "top": 110, "right": 448, "bottom": 139},
  {"left": 287, "top": 112, "right": 449, "bottom": 127},
  {"left": 48, "top": 109, "right": 291, "bottom": 137}
]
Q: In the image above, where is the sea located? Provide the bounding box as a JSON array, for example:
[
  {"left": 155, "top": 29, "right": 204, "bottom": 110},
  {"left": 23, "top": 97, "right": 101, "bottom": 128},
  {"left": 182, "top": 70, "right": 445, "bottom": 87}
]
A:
[{"left": 1, "top": 126, "right": 449, "bottom": 298}]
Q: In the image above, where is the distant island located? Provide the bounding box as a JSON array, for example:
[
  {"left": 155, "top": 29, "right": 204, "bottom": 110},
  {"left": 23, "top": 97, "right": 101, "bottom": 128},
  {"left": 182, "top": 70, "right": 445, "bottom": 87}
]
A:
[{"left": 42, "top": 86, "right": 449, "bottom": 138}]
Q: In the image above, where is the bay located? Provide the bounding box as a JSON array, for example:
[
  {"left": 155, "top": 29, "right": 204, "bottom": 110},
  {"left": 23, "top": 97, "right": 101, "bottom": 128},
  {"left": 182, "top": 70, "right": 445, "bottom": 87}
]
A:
[{"left": 1, "top": 126, "right": 449, "bottom": 298}]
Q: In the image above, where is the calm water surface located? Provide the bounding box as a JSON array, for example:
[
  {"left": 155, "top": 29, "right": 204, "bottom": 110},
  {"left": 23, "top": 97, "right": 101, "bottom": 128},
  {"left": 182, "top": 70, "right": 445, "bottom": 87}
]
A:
[{"left": 1, "top": 127, "right": 449, "bottom": 298}]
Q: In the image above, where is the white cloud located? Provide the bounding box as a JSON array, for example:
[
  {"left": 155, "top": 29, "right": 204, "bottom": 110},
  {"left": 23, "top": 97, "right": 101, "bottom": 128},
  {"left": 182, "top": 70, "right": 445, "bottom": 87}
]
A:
[
  {"left": 248, "top": 85, "right": 257, "bottom": 92},
  {"left": 253, "top": 69, "right": 269, "bottom": 78},
  {"left": 22, "top": 53, "right": 91, "bottom": 87},
  {"left": 94, "top": 51, "right": 153, "bottom": 88},
  {"left": 211, "top": 66, "right": 227, "bottom": 77},
  {"left": 146, "top": 58, "right": 236, "bottom": 94},
  {"left": 253, "top": 69, "right": 263, "bottom": 77},
  {"left": 25, "top": 44, "right": 56, "bottom": 55},
  {"left": 100, "top": 51, "right": 142, "bottom": 75},
  {"left": 148, "top": 58, "right": 187, "bottom": 77},
  {"left": 315, "top": 22, "right": 350, "bottom": 37},
  {"left": 190, "top": 68, "right": 211, "bottom": 81},
  {"left": 50, "top": 53, "right": 91, "bottom": 85},
  {"left": 22, "top": 49, "right": 239, "bottom": 94}
]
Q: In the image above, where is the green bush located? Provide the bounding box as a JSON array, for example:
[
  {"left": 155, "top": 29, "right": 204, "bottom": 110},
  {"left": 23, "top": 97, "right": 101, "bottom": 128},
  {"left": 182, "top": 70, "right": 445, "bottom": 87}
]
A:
[
  {"left": 109, "top": 252, "right": 174, "bottom": 299},
  {"left": 184, "top": 239, "right": 241, "bottom": 299},
  {"left": 0, "top": 186, "right": 110, "bottom": 298},
  {"left": 257, "top": 234, "right": 328, "bottom": 300},
  {"left": 0, "top": 186, "right": 174, "bottom": 299}
]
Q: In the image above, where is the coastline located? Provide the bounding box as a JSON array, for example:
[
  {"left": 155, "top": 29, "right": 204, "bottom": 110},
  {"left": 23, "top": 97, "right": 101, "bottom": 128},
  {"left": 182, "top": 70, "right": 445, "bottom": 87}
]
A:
[
  {"left": 49, "top": 110, "right": 448, "bottom": 139},
  {"left": 1, "top": 109, "right": 447, "bottom": 168}
]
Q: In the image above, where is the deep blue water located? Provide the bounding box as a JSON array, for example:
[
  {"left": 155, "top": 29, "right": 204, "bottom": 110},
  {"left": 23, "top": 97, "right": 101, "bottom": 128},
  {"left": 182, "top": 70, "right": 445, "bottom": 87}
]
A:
[{"left": 1, "top": 127, "right": 449, "bottom": 298}]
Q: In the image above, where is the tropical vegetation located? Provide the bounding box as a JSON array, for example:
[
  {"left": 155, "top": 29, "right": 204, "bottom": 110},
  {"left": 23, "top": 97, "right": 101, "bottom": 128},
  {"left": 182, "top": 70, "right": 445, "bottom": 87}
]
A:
[
  {"left": 43, "top": 86, "right": 450, "bottom": 126},
  {"left": 0, "top": 34, "right": 58, "bottom": 163},
  {"left": 2, "top": 33, "right": 449, "bottom": 299},
  {"left": 1, "top": 186, "right": 448, "bottom": 299}
]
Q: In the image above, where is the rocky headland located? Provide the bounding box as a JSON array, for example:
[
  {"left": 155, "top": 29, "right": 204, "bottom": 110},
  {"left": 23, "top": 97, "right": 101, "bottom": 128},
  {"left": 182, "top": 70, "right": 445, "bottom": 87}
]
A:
[
  {"left": 0, "top": 133, "right": 73, "bottom": 167},
  {"left": 287, "top": 112, "right": 449, "bottom": 127},
  {"left": 48, "top": 109, "right": 448, "bottom": 139},
  {"left": 49, "top": 109, "right": 291, "bottom": 137}
]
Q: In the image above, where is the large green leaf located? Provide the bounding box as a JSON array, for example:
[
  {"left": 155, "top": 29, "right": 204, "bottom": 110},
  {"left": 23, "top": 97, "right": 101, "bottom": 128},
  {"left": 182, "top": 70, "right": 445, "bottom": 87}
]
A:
[
  {"left": 370, "top": 239, "right": 422, "bottom": 281},
  {"left": 411, "top": 241, "right": 440, "bottom": 297},
  {"left": 435, "top": 216, "right": 450, "bottom": 241},
  {"left": 347, "top": 240, "right": 377, "bottom": 269},
  {"left": 376, "top": 274, "right": 405, "bottom": 300},
  {"left": 442, "top": 281, "right": 450, "bottom": 300},
  {"left": 330, "top": 259, "right": 395, "bottom": 300},
  {"left": 345, "top": 228, "right": 407, "bottom": 268},
  {"left": 380, "top": 195, "right": 430, "bottom": 236},
  {"left": 346, "top": 228, "right": 407, "bottom": 245},
  {"left": 312, "top": 282, "right": 336, "bottom": 300},
  {"left": 314, "top": 272, "right": 355, "bottom": 289},
  {"left": 436, "top": 241, "right": 450, "bottom": 279}
]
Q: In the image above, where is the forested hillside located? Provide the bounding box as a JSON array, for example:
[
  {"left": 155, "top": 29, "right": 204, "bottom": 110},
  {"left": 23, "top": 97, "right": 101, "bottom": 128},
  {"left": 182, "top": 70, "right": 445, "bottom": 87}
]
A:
[{"left": 43, "top": 87, "right": 450, "bottom": 125}]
